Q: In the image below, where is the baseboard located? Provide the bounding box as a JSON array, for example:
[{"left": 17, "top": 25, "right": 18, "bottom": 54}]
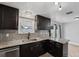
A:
[{"left": 69, "top": 41, "right": 79, "bottom": 46}]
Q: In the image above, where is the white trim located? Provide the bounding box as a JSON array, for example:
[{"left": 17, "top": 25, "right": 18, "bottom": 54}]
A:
[{"left": 69, "top": 41, "right": 79, "bottom": 46}]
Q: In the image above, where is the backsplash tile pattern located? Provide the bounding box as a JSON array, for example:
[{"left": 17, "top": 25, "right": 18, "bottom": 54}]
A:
[{"left": 0, "top": 30, "right": 49, "bottom": 42}]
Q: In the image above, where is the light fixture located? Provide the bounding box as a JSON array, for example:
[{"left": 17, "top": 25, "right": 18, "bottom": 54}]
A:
[
  {"left": 74, "top": 17, "right": 79, "bottom": 20},
  {"left": 24, "top": 10, "right": 35, "bottom": 19},
  {"left": 54, "top": 2, "right": 62, "bottom": 11},
  {"left": 25, "top": 10, "right": 33, "bottom": 15},
  {"left": 66, "top": 11, "right": 73, "bottom": 15},
  {"left": 55, "top": 2, "right": 59, "bottom": 5},
  {"left": 59, "top": 5, "right": 62, "bottom": 10}
]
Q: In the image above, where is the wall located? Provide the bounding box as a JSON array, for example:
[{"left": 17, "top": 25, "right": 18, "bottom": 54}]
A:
[
  {"left": 51, "top": 18, "right": 64, "bottom": 40},
  {"left": 64, "top": 21, "right": 79, "bottom": 43},
  {"left": 0, "top": 30, "right": 49, "bottom": 42}
]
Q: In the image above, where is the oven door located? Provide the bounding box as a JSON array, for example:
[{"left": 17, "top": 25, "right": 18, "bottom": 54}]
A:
[{"left": 0, "top": 46, "right": 19, "bottom": 57}]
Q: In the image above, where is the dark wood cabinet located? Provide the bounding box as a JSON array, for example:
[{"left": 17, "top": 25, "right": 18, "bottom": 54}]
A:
[
  {"left": 20, "top": 41, "right": 46, "bottom": 57},
  {"left": 48, "top": 40, "right": 68, "bottom": 57},
  {"left": 0, "top": 4, "right": 19, "bottom": 30},
  {"left": 41, "top": 40, "right": 50, "bottom": 52},
  {"left": 55, "top": 42, "right": 63, "bottom": 57},
  {"left": 48, "top": 41, "right": 56, "bottom": 56},
  {"left": 36, "top": 15, "right": 50, "bottom": 30},
  {"left": 20, "top": 40, "right": 68, "bottom": 57},
  {"left": 30, "top": 42, "right": 46, "bottom": 56},
  {"left": 20, "top": 43, "right": 33, "bottom": 57}
]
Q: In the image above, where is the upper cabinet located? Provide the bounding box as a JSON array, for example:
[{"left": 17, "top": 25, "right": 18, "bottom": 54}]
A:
[
  {"left": 0, "top": 4, "right": 19, "bottom": 30},
  {"left": 36, "top": 15, "right": 51, "bottom": 30}
]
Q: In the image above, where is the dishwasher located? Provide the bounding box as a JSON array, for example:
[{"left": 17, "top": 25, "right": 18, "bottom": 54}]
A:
[{"left": 0, "top": 46, "right": 19, "bottom": 57}]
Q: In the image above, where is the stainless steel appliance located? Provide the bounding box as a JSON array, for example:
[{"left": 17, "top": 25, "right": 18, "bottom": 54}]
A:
[{"left": 0, "top": 46, "right": 19, "bottom": 57}]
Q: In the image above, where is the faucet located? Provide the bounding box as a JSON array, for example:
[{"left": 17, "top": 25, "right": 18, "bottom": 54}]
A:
[
  {"left": 48, "top": 29, "right": 51, "bottom": 37},
  {"left": 27, "top": 32, "right": 30, "bottom": 40}
]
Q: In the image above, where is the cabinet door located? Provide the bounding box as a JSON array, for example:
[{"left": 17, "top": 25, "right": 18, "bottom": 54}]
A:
[
  {"left": 55, "top": 42, "right": 63, "bottom": 57},
  {"left": 36, "top": 15, "right": 50, "bottom": 30},
  {"left": 30, "top": 44, "right": 40, "bottom": 57},
  {"left": 30, "top": 42, "right": 46, "bottom": 57},
  {"left": 41, "top": 40, "right": 50, "bottom": 52},
  {"left": 48, "top": 41, "right": 56, "bottom": 56},
  {"left": 1, "top": 5, "right": 18, "bottom": 29},
  {"left": 20, "top": 44, "right": 32, "bottom": 57}
]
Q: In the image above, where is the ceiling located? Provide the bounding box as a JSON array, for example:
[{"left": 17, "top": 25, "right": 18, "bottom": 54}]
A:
[{"left": 0, "top": 2, "right": 79, "bottom": 23}]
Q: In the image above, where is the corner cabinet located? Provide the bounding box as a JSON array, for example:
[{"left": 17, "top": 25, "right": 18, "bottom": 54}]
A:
[
  {"left": 48, "top": 40, "right": 68, "bottom": 57},
  {"left": 0, "top": 4, "right": 19, "bottom": 30}
]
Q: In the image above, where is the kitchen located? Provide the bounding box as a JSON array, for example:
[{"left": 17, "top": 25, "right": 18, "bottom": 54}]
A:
[{"left": 0, "top": 2, "right": 78, "bottom": 57}]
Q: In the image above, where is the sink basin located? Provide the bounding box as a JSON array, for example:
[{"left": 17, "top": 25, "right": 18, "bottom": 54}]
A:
[{"left": 21, "top": 39, "right": 37, "bottom": 43}]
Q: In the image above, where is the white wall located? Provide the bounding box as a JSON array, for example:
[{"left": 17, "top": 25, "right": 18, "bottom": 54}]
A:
[{"left": 64, "top": 21, "right": 79, "bottom": 43}]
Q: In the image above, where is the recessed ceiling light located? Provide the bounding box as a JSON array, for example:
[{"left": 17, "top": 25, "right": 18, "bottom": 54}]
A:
[
  {"left": 74, "top": 17, "right": 79, "bottom": 20},
  {"left": 59, "top": 5, "right": 62, "bottom": 11},
  {"left": 66, "top": 11, "right": 73, "bottom": 15},
  {"left": 25, "top": 10, "right": 32, "bottom": 15},
  {"left": 55, "top": 2, "right": 59, "bottom": 5},
  {"left": 54, "top": 2, "right": 62, "bottom": 11}
]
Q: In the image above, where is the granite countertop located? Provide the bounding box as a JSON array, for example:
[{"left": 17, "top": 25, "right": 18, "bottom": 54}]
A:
[
  {"left": 0, "top": 37, "right": 69, "bottom": 49},
  {"left": 50, "top": 39, "right": 69, "bottom": 44}
]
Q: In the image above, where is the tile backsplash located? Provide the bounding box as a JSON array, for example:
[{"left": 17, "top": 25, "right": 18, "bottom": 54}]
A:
[{"left": 0, "top": 30, "right": 49, "bottom": 42}]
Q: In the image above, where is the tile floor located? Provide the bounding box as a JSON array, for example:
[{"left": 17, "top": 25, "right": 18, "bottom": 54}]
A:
[
  {"left": 68, "top": 44, "right": 79, "bottom": 57},
  {"left": 40, "top": 52, "right": 52, "bottom": 57}
]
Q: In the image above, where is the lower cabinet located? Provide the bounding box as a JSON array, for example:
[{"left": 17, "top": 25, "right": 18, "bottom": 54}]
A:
[
  {"left": 20, "top": 40, "right": 68, "bottom": 57},
  {"left": 55, "top": 42, "right": 63, "bottom": 57},
  {"left": 48, "top": 40, "right": 68, "bottom": 57},
  {"left": 0, "top": 40, "right": 68, "bottom": 57},
  {"left": 48, "top": 41, "right": 56, "bottom": 56},
  {"left": 20, "top": 43, "right": 32, "bottom": 57},
  {"left": 20, "top": 41, "right": 46, "bottom": 57},
  {"left": 41, "top": 40, "right": 49, "bottom": 52},
  {"left": 30, "top": 42, "right": 46, "bottom": 56}
]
